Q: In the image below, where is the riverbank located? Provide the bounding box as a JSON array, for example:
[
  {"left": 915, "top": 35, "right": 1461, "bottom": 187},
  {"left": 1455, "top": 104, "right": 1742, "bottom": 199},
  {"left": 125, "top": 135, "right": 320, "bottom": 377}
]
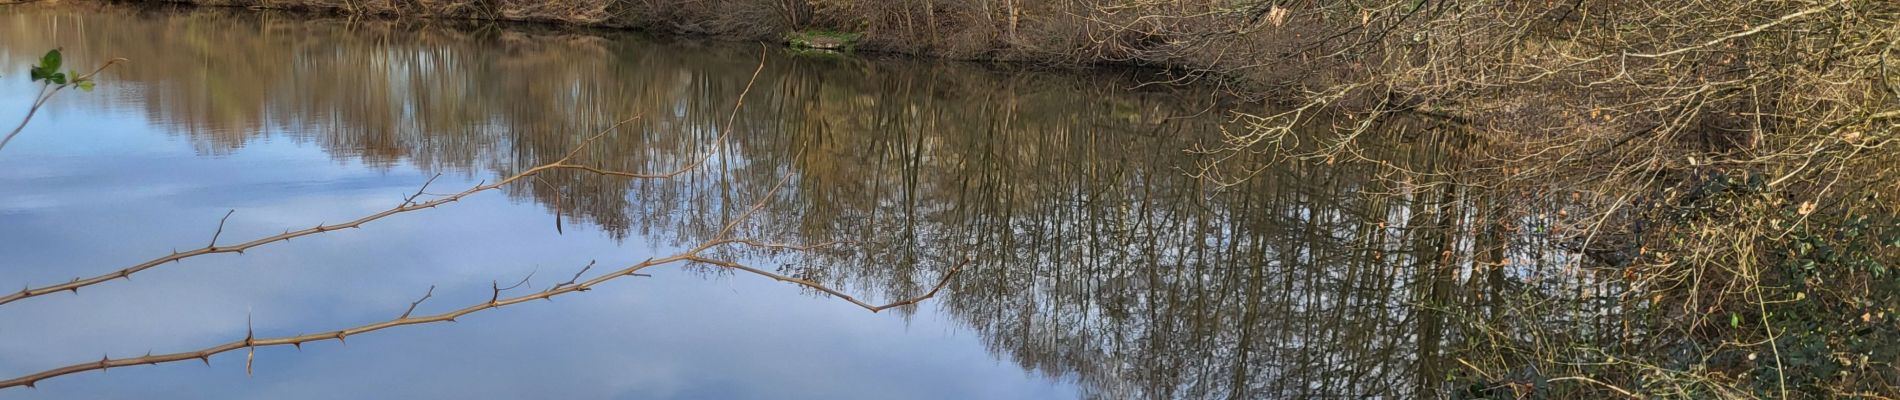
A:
[{"left": 136, "top": 0, "right": 1355, "bottom": 97}]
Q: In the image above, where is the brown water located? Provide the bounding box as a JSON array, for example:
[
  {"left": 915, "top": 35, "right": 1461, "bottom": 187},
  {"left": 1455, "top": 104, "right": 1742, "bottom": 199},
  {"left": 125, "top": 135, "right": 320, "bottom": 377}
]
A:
[{"left": 0, "top": 3, "right": 1498, "bottom": 398}]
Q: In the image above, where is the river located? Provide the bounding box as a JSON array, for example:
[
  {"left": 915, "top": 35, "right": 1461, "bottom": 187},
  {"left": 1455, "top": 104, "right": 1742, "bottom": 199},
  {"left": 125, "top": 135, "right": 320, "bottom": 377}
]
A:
[{"left": 0, "top": 2, "right": 1496, "bottom": 398}]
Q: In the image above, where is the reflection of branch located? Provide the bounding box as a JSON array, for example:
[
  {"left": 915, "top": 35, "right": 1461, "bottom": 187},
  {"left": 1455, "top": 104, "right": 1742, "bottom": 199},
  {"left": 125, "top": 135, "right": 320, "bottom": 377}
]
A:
[
  {"left": 0, "top": 177, "right": 964, "bottom": 389},
  {"left": 685, "top": 252, "right": 966, "bottom": 313}
]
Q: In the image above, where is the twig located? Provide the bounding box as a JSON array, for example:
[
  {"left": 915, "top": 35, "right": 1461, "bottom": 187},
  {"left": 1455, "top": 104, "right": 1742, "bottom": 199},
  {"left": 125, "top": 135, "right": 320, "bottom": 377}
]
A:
[
  {"left": 489, "top": 268, "right": 537, "bottom": 305},
  {"left": 208, "top": 210, "right": 236, "bottom": 248},
  {"left": 0, "top": 58, "right": 126, "bottom": 154},
  {"left": 1547, "top": 376, "right": 1644, "bottom": 399},
  {"left": 1623, "top": 5, "right": 1834, "bottom": 59},
  {"left": 401, "top": 174, "right": 443, "bottom": 207},
  {"left": 549, "top": 261, "right": 597, "bottom": 292},
  {"left": 397, "top": 286, "right": 435, "bottom": 319}
]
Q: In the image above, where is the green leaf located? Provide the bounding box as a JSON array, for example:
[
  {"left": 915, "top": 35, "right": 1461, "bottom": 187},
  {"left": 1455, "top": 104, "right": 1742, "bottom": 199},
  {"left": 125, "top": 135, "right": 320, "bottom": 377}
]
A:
[
  {"left": 39, "top": 49, "right": 61, "bottom": 72},
  {"left": 1730, "top": 312, "right": 1740, "bottom": 327},
  {"left": 29, "top": 49, "right": 62, "bottom": 84},
  {"left": 77, "top": 80, "right": 94, "bottom": 92}
]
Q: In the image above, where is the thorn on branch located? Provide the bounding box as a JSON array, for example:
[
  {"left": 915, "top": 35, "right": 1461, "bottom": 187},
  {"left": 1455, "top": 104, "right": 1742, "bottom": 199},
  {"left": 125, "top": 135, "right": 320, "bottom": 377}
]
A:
[{"left": 245, "top": 314, "right": 256, "bottom": 377}]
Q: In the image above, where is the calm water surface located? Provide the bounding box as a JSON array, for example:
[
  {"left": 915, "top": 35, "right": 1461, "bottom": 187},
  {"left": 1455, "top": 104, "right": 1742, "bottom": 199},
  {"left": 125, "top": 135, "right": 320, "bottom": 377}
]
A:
[{"left": 0, "top": 3, "right": 1474, "bottom": 398}]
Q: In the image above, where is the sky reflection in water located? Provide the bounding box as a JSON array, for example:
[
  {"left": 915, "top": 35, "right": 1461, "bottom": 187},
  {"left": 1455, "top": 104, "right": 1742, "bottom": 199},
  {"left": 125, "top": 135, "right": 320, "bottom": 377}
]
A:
[
  {"left": 0, "top": 93, "right": 1077, "bottom": 399},
  {"left": 0, "top": 2, "right": 1466, "bottom": 398},
  {"left": 0, "top": 16, "right": 1079, "bottom": 400}
]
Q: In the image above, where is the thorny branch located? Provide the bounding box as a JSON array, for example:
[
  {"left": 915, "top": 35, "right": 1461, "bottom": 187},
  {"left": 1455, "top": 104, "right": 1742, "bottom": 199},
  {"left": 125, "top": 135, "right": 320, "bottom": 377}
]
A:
[
  {"left": 0, "top": 47, "right": 938, "bottom": 391},
  {"left": 0, "top": 175, "right": 968, "bottom": 389},
  {"left": 0, "top": 118, "right": 645, "bottom": 306}
]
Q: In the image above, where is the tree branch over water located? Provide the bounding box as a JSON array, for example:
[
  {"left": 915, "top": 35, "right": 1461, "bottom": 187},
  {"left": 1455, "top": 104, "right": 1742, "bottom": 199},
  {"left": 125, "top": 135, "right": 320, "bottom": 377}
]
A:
[
  {"left": 0, "top": 46, "right": 973, "bottom": 389},
  {"left": 0, "top": 46, "right": 970, "bottom": 392},
  {"left": 0, "top": 180, "right": 969, "bottom": 388},
  {"left": 1, "top": 46, "right": 777, "bottom": 307},
  {"left": 0, "top": 117, "right": 672, "bottom": 306},
  {"left": 0, "top": 50, "right": 121, "bottom": 153}
]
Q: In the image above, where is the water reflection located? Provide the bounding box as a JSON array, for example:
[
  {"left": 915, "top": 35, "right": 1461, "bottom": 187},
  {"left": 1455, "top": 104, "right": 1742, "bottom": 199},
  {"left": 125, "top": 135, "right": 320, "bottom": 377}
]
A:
[{"left": 0, "top": 3, "right": 1547, "bottom": 398}]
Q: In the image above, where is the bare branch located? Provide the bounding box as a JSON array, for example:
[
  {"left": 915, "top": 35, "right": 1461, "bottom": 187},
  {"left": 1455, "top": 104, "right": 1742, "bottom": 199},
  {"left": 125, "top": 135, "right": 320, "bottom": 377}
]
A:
[
  {"left": 0, "top": 58, "right": 127, "bottom": 154},
  {"left": 401, "top": 174, "right": 443, "bottom": 207},
  {"left": 0, "top": 232, "right": 962, "bottom": 389},
  {"left": 0, "top": 136, "right": 953, "bottom": 388},
  {"left": 397, "top": 286, "right": 435, "bottom": 319},
  {"left": 549, "top": 261, "right": 597, "bottom": 292},
  {"left": 207, "top": 210, "right": 236, "bottom": 249}
]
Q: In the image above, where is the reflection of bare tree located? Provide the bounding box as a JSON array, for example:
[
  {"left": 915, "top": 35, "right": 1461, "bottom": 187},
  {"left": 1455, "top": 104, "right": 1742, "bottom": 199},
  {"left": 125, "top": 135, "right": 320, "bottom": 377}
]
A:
[{"left": 2, "top": 4, "right": 1747, "bottom": 398}]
